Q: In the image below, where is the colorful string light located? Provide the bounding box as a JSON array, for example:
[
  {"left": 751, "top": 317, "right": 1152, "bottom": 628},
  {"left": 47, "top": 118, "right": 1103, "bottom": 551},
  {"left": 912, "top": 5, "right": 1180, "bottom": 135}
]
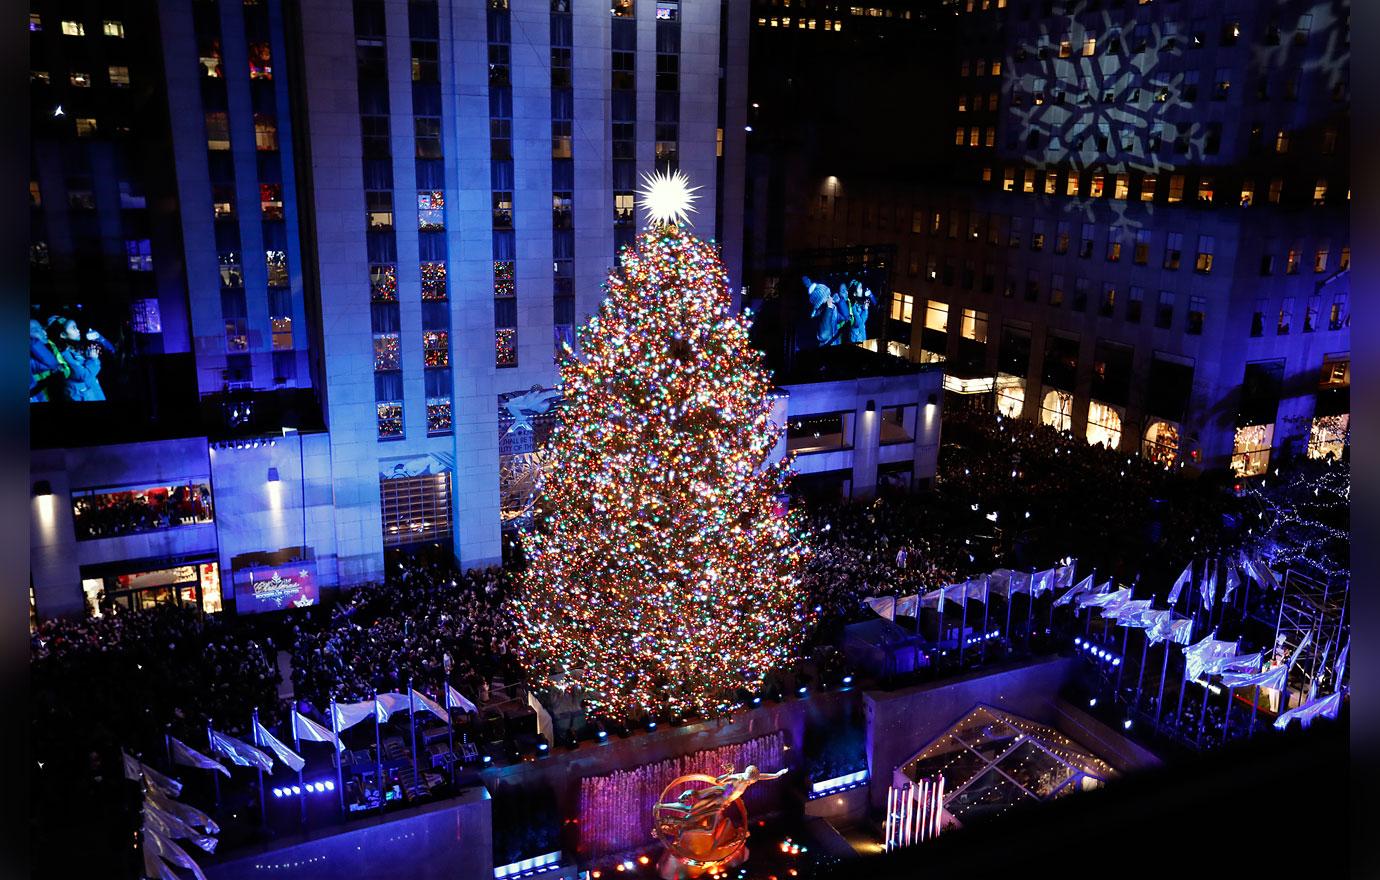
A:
[{"left": 512, "top": 218, "right": 810, "bottom": 721}]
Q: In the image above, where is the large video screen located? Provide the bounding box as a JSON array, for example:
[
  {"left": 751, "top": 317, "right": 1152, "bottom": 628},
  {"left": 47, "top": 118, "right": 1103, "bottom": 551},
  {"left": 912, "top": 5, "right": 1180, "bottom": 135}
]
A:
[
  {"left": 792, "top": 248, "right": 892, "bottom": 351},
  {"left": 29, "top": 301, "right": 142, "bottom": 404}
]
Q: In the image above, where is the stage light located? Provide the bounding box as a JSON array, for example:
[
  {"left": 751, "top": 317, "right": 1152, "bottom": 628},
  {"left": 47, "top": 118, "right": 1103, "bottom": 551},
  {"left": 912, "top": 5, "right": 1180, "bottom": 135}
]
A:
[
  {"left": 291, "top": 785, "right": 302, "bottom": 795},
  {"left": 483, "top": 755, "right": 492, "bottom": 764},
  {"left": 842, "top": 675, "right": 853, "bottom": 685},
  {"left": 623, "top": 861, "right": 635, "bottom": 871},
  {"left": 1088, "top": 698, "right": 1097, "bottom": 707},
  {"left": 1112, "top": 658, "right": 1121, "bottom": 666},
  {"left": 638, "top": 856, "right": 650, "bottom": 866},
  {"left": 324, "top": 780, "right": 335, "bottom": 791},
  {"left": 1123, "top": 719, "right": 1132, "bottom": 730},
  {"left": 272, "top": 788, "right": 283, "bottom": 798}
]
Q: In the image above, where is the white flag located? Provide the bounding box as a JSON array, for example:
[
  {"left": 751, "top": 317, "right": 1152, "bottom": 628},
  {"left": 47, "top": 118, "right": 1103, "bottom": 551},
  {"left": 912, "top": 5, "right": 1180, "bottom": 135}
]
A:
[
  {"left": 1166, "top": 563, "right": 1192, "bottom": 607},
  {"left": 146, "top": 787, "right": 220, "bottom": 835},
  {"left": 1222, "top": 564, "right": 1241, "bottom": 601},
  {"left": 209, "top": 729, "right": 273, "bottom": 773},
  {"left": 863, "top": 596, "right": 896, "bottom": 621},
  {"left": 144, "top": 802, "right": 218, "bottom": 853},
  {"left": 1054, "top": 574, "right": 1095, "bottom": 607},
  {"left": 894, "top": 594, "right": 920, "bottom": 618},
  {"left": 1029, "top": 569, "right": 1057, "bottom": 598},
  {"left": 332, "top": 700, "right": 377, "bottom": 733},
  {"left": 1273, "top": 691, "right": 1343, "bottom": 730},
  {"left": 1220, "top": 663, "right": 1288, "bottom": 691},
  {"left": 253, "top": 719, "right": 305, "bottom": 773},
  {"left": 169, "top": 736, "right": 231, "bottom": 778},
  {"left": 447, "top": 684, "right": 478, "bottom": 715},
  {"left": 1201, "top": 565, "right": 1218, "bottom": 610},
  {"left": 1183, "top": 636, "right": 1241, "bottom": 680},
  {"left": 122, "top": 752, "right": 183, "bottom": 798},
  {"left": 143, "top": 827, "right": 209, "bottom": 880},
  {"left": 374, "top": 692, "right": 411, "bottom": 722},
  {"left": 410, "top": 688, "right": 450, "bottom": 724},
  {"left": 144, "top": 845, "right": 181, "bottom": 880},
  {"left": 292, "top": 711, "right": 343, "bottom": 751}
]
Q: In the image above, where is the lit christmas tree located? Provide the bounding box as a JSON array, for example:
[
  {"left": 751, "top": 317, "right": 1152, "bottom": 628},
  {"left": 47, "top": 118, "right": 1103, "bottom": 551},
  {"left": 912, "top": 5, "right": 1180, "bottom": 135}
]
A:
[{"left": 512, "top": 170, "right": 809, "bottom": 721}]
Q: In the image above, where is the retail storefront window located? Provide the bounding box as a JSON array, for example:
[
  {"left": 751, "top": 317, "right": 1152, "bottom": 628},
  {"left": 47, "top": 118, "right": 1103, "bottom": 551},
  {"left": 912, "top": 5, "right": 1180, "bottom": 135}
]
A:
[
  {"left": 1231, "top": 424, "right": 1274, "bottom": 477},
  {"left": 1085, "top": 400, "right": 1122, "bottom": 449},
  {"left": 1040, "top": 389, "right": 1073, "bottom": 433},
  {"left": 996, "top": 374, "right": 1025, "bottom": 419},
  {"left": 1143, "top": 420, "right": 1180, "bottom": 466},
  {"left": 72, "top": 483, "right": 214, "bottom": 540}
]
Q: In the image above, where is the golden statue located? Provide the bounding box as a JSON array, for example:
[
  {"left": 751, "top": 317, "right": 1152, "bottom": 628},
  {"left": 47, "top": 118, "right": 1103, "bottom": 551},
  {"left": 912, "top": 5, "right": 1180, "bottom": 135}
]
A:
[{"left": 653, "top": 766, "right": 787, "bottom": 879}]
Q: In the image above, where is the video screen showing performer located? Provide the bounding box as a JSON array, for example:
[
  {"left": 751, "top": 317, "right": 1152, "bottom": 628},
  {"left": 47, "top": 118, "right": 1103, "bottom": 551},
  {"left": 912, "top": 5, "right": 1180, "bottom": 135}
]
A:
[
  {"left": 797, "top": 264, "right": 888, "bottom": 350},
  {"left": 29, "top": 303, "right": 129, "bottom": 404}
]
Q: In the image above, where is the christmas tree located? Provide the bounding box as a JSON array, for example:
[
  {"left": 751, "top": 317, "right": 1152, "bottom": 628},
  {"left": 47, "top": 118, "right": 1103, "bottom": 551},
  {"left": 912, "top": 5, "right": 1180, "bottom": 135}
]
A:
[{"left": 512, "top": 171, "right": 808, "bottom": 721}]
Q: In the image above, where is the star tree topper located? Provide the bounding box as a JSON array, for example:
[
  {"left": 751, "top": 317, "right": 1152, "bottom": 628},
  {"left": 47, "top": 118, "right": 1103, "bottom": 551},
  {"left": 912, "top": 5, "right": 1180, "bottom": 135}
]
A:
[{"left": 637, "top": 169, "right": 701, "bottom": 226}]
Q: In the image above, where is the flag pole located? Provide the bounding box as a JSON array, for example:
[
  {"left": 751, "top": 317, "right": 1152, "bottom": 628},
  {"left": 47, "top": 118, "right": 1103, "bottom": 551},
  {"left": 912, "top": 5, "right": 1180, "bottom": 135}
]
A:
[
  {"left": 252, "top": 707, "right": 267, "bottom": 829},
  {"left": 1221, "top": 680, "right": 1233, "bottom": 747},
  {"left": 1004, "top": 582, "right": 1013, "bottom": 657},
  {"left": 958, "top": 585, "right": 969, "bottom": 668},
  {"left": 980, "top": 576, "right": 991, "bottom": 664},
  {"left": 1024, "top": 571, "right": 1035, "bottom": 652},
  {"left": 373, "top": 691, "right": 384, "bottom": 812},
  {"left": 446, "top": 677, "right": 456, "bottom": 784},
  {"left": 1196, "top": 673, "right": 1212, "bottom": 746},
  {"left": 1116, "top": 625, "right": 1129, "bottom": 695},
  {"left": 207, "top": 718, "right": 221, "bottom": 813},
  {"left": 330, "top": 695, "right": 345, "bottom": 814},
  {"left": 292, "top": 714, "right": 306, "bottom": 824},
  {"left": 1134, "top": 632, "right": 1149, "bottom": 709},
  {"left": 1174, "top": 654, "right": 1190, "bottom": 736},
  {"left": 1153, "top": 639, "right": 1170, "bottom": 730},
  {"left": 408, "top": 678, "right": 420, "bottom": 794},
  {"left": 1249, "top": 685, "right": 1260, "bottom": 738}
]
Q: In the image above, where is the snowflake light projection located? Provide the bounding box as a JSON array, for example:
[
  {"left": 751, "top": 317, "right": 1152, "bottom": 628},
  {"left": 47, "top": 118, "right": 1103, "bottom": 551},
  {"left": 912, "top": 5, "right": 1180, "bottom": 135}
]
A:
[{"left": 1003, "top": 6, "right": 1199, "bottom": 225}]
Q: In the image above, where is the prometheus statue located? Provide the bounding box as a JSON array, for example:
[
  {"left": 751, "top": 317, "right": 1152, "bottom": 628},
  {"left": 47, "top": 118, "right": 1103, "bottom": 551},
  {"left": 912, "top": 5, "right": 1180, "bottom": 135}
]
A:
[{"left": 652, "top": 766, "right": 787, "bottom": 879}]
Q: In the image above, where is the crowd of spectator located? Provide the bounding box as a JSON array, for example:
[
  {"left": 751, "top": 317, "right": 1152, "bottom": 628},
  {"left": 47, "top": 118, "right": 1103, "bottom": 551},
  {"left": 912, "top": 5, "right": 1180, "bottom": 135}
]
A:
[{"left": 290, "top": 559, "right": 521, "bottom": 711}]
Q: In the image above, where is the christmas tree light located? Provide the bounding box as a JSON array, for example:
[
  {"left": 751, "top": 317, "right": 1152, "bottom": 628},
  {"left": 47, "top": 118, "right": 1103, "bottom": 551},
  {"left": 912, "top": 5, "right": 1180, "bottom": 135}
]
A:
[{"left": 512, "top": 175, "right": 808, "bottom": 721}]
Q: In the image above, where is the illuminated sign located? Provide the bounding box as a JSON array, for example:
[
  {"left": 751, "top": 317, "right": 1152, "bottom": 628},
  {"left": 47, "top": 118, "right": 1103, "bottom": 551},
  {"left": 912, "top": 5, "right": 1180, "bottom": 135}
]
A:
[{"left": 234, "top": 562, "right": 318, "bottom": 613}]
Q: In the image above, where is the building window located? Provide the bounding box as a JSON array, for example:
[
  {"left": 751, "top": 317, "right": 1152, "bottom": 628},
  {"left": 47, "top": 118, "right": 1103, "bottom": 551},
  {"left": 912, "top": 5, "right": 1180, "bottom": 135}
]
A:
[
  {"left": 1314, "top": 244, "right": 1329, "bottom": 273},
  {"left": 1285, "top": 248, "right": 1300, "bottom": 274},
  {"left": 272, "top": 317, "right": 293, "bottom": 351},
  {"left": 1275, "top": 130, "right": 1290, "bottom": 154},
  {"left": 103, "top": 20, "right": 124, "bottom": 38},
  {"left": 1304, "top": 295, "right": 1319, "bottom": 332},
  {"left": 1231, "top": 424, "right": 1273, "bottom": 477},
  {"left": 496, "top": 328, "right": 518, "bottom": 367},
  {"left": 423, "top": 330, "right": 449, "bottom": 367},
  {"left": 1187, "top": 297, "right": 1205, "bottom": 335},
  {"left": 996, "top": 375, "right": 1025, "bottom": 419},
  {"left": 1040, "top": 389, "right": 1074, "bottom": 433},
  {"left": 366, "top": 191, "right": 394, "bottom": 230},
  {"left": 69, "top": 72, "right": 92, "bottom": 87},
  {"left": 1049, "top": 275, "right": 1065, "bottom": 307},
  {"left": 1127, "top": 286, "right": 1144, "bottom": 323},
  {"left": 1106, "top": 228, "right": 1122, "bottom": 262},
  {"left": 1143, "top": 420, "right": 1180, "bottom": 466},
  {"left": 62, "top": 20, "right": 85, "bottom": 36},
  {"left": 248, "top": 42, "right": 272, "bottom": 80},
  {"left": 890, "top": 291, "right": 914, "bottom": 323},
  {"left": 1308, "top": 415, "right": 1348, "bottom": 461},
  {"left": 419, "top": 191, "right": 445, "bottom": 231},
  {"left": 374, "top": 332, "right": 401, "bottom": 372},
  {"left": 206, "top": 113, "right": 231, "bottom": 150},
  {"left": 427, "top": 399, "right": 452, "bottom": 436},
  {"left": 75, "top": 118, "right": 98, "bottom": 138},
  {"left": 377, "top": 402, "right": 404, "bottom": 439},
  {"left": 108, "top": 66, "right": 130, "bottom": 86},
  {"left": 1276, "top": 298, "right": 1293, "bottom": 335},
  {"left": 960, "top": 308, "right": 988, "bottom": 342},
  {"left": 1194, "top": 236, "right": 1214, "bottom": 273},
  {"left": 1086, "top": 401, "right": 1122, "bottom": 449},
  {"left": 1197, "top": 177, "right": 1214, "bottom": 203},
  {"left": 924, "top": 300, "right": 949, "bottom": 333},
  {"left": 421, "top": 262, "right": 448, "bottom": 300},
  {"left": 1098, "top": 283, "right": 1117, "bottom": 318},
  {"left": 1079, "top": 223, "right": 1095, "bottom": 258},
  {"left": 260, "top": 183, "right": 283, "bottom": 220},
  {"left": 1268, "top": 178, "right": 1284, "bottom": 204},
  {"left": 254, "top": 115, "right": 278, "bottom": 151},
  {"left": 1140, "top": 175, "right": 1156, "bottom": 202},
  {"left": 1328, "top": 293, "right": 1348, "bottom": 330},
  {"left": 1167, "top": 175, "right": 1184, "bottom": 203},
  {"left": 266, "top": 250, "right": 288, "bottom": 288},
  {"left": 370, "top": 264, "right": 398, "bottom": 302},
  {"left": 1240, "top": 180, "right": 1255, "bottom": 207},
  {"left": 125, "top": 239, "right": 153, "bottom": 272},
  {"left": 1155, "top": 291, "right": 1175, "bottom": 329},
  {"left": 1250, "top": 298, "right": 1266, "bottom": 337},
  {"left": 1089, "top": 174, "right": 1104, "bottom": 198},
  {"left": 1340, "top": 246, "right": 1350, "bottom": 270}
]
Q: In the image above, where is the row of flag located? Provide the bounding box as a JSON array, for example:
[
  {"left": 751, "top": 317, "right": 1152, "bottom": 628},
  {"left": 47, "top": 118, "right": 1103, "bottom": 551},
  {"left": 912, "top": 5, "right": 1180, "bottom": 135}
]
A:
[
  {"left": 124, "top": 752, "right": 219, "bottom": 880},
  {"left": 863, "top": 562, "right": 1078, "bottom": 620}
]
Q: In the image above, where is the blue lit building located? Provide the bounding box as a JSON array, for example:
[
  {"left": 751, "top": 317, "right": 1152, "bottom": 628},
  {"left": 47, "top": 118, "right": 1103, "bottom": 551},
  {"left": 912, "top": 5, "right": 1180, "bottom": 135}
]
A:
[
  {"left": 29, "top": 0, "right": 752, "bottom": 619},
  {"left": 750, "top": 0, "right": 1351, "bottom": 474}
]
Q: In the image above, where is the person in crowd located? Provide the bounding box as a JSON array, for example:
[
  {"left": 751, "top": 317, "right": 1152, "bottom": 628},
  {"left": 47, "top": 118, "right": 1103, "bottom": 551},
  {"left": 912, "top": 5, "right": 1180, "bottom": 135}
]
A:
[
  {"left": 30, "top": 318, "right": 69, "bottom": 402},
  {"left": 53, "top": 319, "right": 106, "bottom": 402}
]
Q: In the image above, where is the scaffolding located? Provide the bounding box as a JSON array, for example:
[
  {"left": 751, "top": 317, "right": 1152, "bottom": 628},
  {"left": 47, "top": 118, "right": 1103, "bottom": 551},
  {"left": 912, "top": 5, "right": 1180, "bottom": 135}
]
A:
[{"left": 1272, "top": 568, "right": 1349, "bottom": 711}]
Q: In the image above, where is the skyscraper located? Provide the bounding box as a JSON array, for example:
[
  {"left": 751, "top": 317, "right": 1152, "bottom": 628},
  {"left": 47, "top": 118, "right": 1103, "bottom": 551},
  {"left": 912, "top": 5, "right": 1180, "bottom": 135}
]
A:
[{"left": 28, "top": 0, "right": 750, "bottom": 618}]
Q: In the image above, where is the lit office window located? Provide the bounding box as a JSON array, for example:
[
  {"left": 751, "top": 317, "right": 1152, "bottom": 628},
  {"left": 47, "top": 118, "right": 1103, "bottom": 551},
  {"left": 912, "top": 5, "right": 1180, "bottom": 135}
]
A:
[
  {"left": 103, "top": 20, "right": 124, "bottom": 37},
  {"left": 62, "top": 20, "right": 86, "bottom": 36}
]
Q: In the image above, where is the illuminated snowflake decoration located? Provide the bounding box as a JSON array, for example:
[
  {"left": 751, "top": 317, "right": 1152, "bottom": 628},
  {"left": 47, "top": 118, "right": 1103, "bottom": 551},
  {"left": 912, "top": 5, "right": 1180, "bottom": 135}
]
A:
[
  {"left": 1004, "top": 6, "right": 1201, "bottom": 224},
  {"left": 637, "top": 169, "right": 701, "bottom": 226}
]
